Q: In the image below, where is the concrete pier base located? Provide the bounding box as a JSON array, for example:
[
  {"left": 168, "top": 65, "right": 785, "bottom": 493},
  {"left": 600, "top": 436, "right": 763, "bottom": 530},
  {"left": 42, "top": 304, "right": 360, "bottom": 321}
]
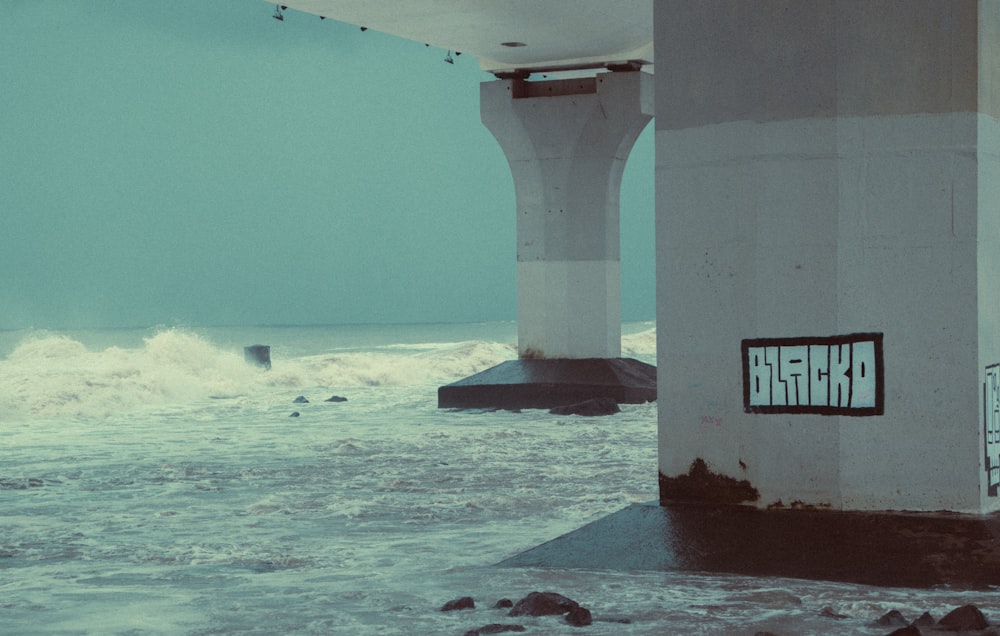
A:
[
  {"left": 437, "top": 358, "right": 655, "bottom": 410},
  {"left": 498, "top": 502, "right": 1000, "bottom": 589}
]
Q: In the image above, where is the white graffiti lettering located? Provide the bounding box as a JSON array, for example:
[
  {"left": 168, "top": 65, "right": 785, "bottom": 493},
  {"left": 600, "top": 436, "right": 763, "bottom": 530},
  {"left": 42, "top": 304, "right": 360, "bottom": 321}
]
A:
[{"left": 743, "top": 334, "right": 883, "bottom": 415}]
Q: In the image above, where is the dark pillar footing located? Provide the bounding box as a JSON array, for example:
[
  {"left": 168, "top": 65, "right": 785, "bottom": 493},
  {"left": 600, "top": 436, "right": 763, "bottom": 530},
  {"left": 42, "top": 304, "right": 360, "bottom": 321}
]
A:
[
  {"left": 437, "top": 358, "right": 656, "bottom": 409},
  {"left": 497, "top": 501, "right": 1000, "bottom": 588}
]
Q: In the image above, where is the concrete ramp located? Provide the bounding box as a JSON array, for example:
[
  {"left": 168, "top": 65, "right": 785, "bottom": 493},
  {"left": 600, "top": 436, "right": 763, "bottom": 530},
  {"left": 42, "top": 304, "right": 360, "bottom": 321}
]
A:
[{"left": 498, "top": 502, "right": 1000, "bottom": 589}]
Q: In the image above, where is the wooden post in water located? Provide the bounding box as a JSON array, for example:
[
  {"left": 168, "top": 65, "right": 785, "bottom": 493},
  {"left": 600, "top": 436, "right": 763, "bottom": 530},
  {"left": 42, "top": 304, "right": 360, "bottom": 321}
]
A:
[{"left": 244, "top": 345, "right": 271, "bottom": 370}]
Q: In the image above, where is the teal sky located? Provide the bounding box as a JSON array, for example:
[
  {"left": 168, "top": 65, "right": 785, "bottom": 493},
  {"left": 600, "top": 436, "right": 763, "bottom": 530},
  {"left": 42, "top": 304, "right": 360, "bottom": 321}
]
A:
[{"left": 1, "top": 1, "right": 654, "bottom": 330}]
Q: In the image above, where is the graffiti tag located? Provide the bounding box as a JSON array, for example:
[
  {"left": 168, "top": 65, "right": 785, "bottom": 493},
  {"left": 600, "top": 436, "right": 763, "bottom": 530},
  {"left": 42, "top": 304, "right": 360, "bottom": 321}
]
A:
[{"left": 742, "top": 333, "right": 884, "bottom": 416}]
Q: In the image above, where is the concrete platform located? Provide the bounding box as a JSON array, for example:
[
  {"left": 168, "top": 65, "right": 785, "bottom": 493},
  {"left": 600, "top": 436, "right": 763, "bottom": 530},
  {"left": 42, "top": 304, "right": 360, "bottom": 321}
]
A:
[
  {"left": 497, "top": 501, "right": 1000, "bottom": 588},
  {"left": 437, "top": 358, "right": 656, "bottom": 409}
]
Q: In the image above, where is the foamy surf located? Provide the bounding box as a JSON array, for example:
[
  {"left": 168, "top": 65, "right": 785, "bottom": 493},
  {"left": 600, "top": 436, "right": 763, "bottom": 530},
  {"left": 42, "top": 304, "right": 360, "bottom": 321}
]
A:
[
  {"left": 0, "top": 329, "right": 257, "bottom": 419},
  {"left": 0, "top": 324, "right": 653, "bottom": 420}
]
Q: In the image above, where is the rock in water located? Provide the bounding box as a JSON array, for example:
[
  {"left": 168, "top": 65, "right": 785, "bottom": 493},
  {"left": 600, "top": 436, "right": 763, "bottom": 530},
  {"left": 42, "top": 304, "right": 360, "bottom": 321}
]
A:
[
  {"left": 549, "top": 397, "right": 620, "bottom": 416},
  {"left": 293, "top": 396, "right": 309, "bottom": 404},
  {"left": 937, "top": 604, "right": 988, "bottom": 631},
  {"left": 508, "top": 591, "right": 579, "bottom": 617},
  {"left": 877, "top": 610, "right": 909, "bottom": 626},
  {"left": 441, "top": 596, "right": 475, "bottom": 612},
  {"left": 324, "top": 395, "right": 348, "bottom": 402},
  {"left": 913, "top": 612, "right": 935, "bottom": 626},
  {"left": 565, "top": 606, "right": 592, "bottom": 626},
  {"left": 820, "top": 606, "right": 849, "bottom": 619},
  {"left": 289, "top": 412, "right": 300, "bottom": 418}
]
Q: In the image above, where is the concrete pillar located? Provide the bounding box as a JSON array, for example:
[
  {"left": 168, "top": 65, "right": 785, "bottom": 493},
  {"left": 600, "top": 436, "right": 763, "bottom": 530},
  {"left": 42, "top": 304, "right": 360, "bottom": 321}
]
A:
[
  {"left": 481, "top": 71, "right": 653, "bottom": 359},
  {"left": 437, "top": 71, "right": 656, "bottom": 409},
  {"left": 655, "top": 1, "right": 1000, "bottom": 514}
]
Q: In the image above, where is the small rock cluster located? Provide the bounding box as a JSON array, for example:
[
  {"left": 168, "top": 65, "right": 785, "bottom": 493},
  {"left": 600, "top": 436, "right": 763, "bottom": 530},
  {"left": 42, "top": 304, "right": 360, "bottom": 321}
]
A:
[
  {"left": 757, "top": 604, "right": 992, "bottom": 636},
  {"left": 444, "top": 596, "right": 992, "bottom": 635},
  {"left": 877, "top": 604, "right": 992, "bottom": 635},
  {"left": 441, "top": 591, "right": 602, "bottom": 635},
  {"left": 288, "top": 394, "right": 348, "bottom": 417}
]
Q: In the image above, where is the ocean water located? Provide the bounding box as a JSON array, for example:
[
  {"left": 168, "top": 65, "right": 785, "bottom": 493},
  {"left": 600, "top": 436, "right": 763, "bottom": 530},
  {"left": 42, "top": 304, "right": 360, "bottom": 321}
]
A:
[{"left": 1, "top": 322, "right": 996, "bottom": 635}]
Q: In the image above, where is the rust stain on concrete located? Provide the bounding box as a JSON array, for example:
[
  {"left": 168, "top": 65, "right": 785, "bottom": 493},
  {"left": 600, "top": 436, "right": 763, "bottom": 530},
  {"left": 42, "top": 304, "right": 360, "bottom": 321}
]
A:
[{"left": 659, "top": 458, "right": 760, "bottom": 504}]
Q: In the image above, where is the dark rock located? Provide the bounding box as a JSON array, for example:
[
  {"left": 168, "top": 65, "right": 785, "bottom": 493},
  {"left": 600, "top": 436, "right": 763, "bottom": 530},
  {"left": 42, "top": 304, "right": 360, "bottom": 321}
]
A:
[
  {"left": 463, "top": 625, "right": 525, "bottom": 636},
  {"left": 289, "top": 411, "right": 300, "bottom": 417},
  {"left": 549, "top": 397, "right": 620, "bottom": 416},
  {"left": 324, "top": 395, "right": 348, "bottom": 402},
  {"left": 913, "top": 612, "right": 935, "bottom": 626},
  {"left": 753, "top": 632, "right": 780, "bottom": 636},
  {"left": 937, "top": 604, "right": 988, "bottom": 631},
  {"left": 886, "top": 626, "right": 922, "bottom": 636},
  {"left": 493, "top": 598, "right": 513, "bottom": 609},
  {"left": 820, "top": 606, "right": 849, "bottom": 619},
  {"left": 440, "top": 596, "right": 475, "bottom": 612},
  {"left": 877, "top": 610, "right": 910, "bottom": 626},
  {"left": 293, "top": 396, "right": 309, "bottom": 404},
  {"left": 565, "top": 606, "right": 592, "bottom": 627},
  {"left": 508, "top": 591, "right": 579, "bottom": 617}
]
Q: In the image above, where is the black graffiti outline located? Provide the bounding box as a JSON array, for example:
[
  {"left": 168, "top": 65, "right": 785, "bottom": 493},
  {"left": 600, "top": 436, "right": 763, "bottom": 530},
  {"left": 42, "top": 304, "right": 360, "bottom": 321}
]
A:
[
  {"left": 984, "top": 364, "right": 1000, "bottom": 497},
  {"left": 741, "top": 333, "right": 884, "bottom": 416}
]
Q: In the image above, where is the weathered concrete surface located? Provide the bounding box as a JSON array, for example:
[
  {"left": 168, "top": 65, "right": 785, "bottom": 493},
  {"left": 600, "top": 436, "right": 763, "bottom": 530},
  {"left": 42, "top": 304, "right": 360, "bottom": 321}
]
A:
[
  {"left": 655, "top": 1, "right": 979, "bottom": 130},
  {"left": 498, "top": 502, "right": 1000, "bottom": 589},
  {"left": 437, "top": 358, "right": 655, "bottom": 410}
]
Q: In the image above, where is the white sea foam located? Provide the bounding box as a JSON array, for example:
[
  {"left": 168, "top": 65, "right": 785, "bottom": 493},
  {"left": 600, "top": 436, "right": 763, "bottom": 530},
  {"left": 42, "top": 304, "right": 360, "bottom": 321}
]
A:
[
  {"left": 0, "top": 324, "right": 652, "bottom": 420},
  {"left": 0, "top": 329, "right": 256, "bottom": 419},
  {"left": 622, "top": 325, "right": 656, "bottom": 358},
  {"left": 0, "top": 328, "right": 524, "bottom": 420}
]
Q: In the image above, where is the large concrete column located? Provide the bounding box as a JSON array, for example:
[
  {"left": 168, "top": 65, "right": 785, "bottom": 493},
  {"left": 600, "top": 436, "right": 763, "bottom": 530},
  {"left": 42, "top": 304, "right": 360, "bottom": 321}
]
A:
[
  {"left": 437, "top": 71, "right": 657, "bottom": 409},
  {"left": 655, "top": 1, "right": 1000, "bottom": 515},
  {"left": 502, "top": 0, "right": 1000, "bottom": 590},
  {"left": 482, "top": 71, "right": 653, "bottom": 359}
]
